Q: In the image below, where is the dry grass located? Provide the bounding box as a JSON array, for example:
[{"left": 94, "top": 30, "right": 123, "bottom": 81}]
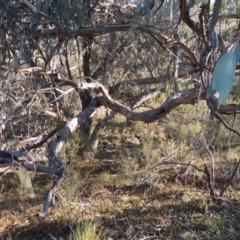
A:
[{"left": 1, "top": 102, "right": 240, "bottom": 240}]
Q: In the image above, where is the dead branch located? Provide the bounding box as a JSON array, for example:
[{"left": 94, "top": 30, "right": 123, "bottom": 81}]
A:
[
  {"left": 207, "top": 99, "right": 240, "bottom": 137},
  {"left": 219, "top": 160, "right": 240, "bottom": 199},
  {"left": 180, "top": 0, "right": 201, "bottom": 36},
  {"left": 21, "top": 128, "right": 59, "bottom": 152},
  {"left": 0, "top": 97, "right": 99, "bottom": 221},
  {"left": 37, "top": 99, "right": 98, "bottom": 220},
  {"left": 204, "top": 164, "right": 217, "bottom": 202},
  {"left": 80, "top": 83, "right": 199, "bottom": 122},
  {"left": 26, "top": 22, "right": 199, "bottom": 67},
  {"left": 131, "top": 88, "right": 163, "bottom": 109},
  {"left": 70, "top": 24, "right": 200, "bottom": 67},
  {"left": 151, "top": 161, "right": 205, "bottom": 173}
]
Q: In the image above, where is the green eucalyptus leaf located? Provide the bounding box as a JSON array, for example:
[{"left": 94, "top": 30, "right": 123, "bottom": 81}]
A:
[
  {"left": 210, "top": 0, "right": 222, "bottom": 32},
  {"left": 18, "top": 166, "right": 36, "bottom": 199},
  {"left": 207, "top": 43, "right": 240, "bottom": 106}
]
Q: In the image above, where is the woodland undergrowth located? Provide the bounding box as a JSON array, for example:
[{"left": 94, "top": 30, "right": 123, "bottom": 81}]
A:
[{"left": 1, "top": 99, "right": 240, "bottom": 240}]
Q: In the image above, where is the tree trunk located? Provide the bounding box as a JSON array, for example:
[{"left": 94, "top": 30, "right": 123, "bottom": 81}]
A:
[
  {"left": 80, "top": 36, "right": 94, "bottom": 138},
  {"left": 83, "top": 122, "right": 105, "bottom": 159}
]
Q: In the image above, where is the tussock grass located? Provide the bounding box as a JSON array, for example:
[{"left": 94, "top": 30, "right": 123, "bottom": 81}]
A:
[{"left": 70, "top": 221, "right": 103, "bottom": 240}]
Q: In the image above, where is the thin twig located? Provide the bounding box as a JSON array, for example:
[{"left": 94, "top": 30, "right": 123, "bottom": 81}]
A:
[
  {"left": 204, "top": 163, "right": 216, "bottom": 202},
  {"left": 200, "top": 131, "right": 215, "bottom": 188},
  {"left": 151, "top": 161, "right": 205, "bottom": 173},
  {"left": 219, "top": 159, "right": 240, "bottom": 198},
  {"left": 207, "top": 99, "right": 240, "bottom": 137},
  {"left": 20, "top": 127, "right": 59, "bottom": 152}
]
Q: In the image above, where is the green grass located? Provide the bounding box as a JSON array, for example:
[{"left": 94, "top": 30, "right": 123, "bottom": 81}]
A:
[{"left": 70, "top": 221, "right": 103, "bottom": 240}]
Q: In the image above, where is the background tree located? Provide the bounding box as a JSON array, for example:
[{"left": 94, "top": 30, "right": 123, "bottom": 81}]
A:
[{"left": 0, "top": 0, "right": 240, "bottom": 226}]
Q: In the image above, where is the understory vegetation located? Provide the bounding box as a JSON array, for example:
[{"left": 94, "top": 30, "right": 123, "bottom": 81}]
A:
[
  {"left": 2, "top": 100, "right": 240, "bottom": 239},
  {"left": 1, "top": 0, "right": 240, "bottom": 239}
]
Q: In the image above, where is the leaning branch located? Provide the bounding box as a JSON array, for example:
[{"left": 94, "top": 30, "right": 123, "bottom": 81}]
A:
[
  {"left": 70, "top": 24, "right": 199, "bottom": 67},
  {"left": 80, "top": 82, "right": 240, "bottom": 122},
  {"left": 0, "top": 97, "right": 99, "bottom": 221},
  {"left": 21, "top": 0, "right": 199, "bottom": 67},
  {"left": 38, "top": 99, "right": 98, "bottom": 221},
  {"left": 31, "top": 23, "right": 199, "bottom": 66}
]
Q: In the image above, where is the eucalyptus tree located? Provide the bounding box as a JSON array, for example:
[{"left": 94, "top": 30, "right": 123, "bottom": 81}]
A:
[{"left": 0, "top": 0, "right": 240, "bottom": 220}]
